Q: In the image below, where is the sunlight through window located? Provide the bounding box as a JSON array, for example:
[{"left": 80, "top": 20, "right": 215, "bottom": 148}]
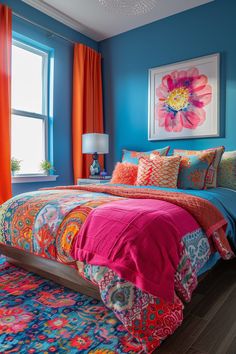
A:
[{"left": 11, "top": 40, "right": 49, "bottom": 175}]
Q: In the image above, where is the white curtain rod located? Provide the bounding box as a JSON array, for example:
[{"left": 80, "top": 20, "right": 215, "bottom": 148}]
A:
[{"left": 13, "top": 11, "right": 76, "bottom": 45}]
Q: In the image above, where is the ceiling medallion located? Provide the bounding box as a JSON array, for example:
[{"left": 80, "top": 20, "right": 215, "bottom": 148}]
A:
[{"left": 98, "top": 0, "right": 159, "bottom": 16}]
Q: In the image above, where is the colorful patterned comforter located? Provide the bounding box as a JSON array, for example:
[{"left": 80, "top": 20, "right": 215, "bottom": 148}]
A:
[
  {"left": 0, "top": 189, "right": 122, "bottom": 264},
  {"left": 0, "top": 186, "right": 234, "bottom": 353}
]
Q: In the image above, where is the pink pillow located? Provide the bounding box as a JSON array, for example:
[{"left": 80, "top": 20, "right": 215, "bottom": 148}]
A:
[{"left": 111, "top": 162, "right": 138, "bottom": 185}]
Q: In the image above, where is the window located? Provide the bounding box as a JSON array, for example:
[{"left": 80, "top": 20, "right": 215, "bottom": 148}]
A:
[{"left": 11, "top": 39, "right": 50, "bottom": 175}]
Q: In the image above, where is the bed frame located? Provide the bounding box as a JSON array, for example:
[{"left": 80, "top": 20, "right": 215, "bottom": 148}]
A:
[
  {"left": 0, "top": 243, "right": 217, "bottom": 302},
  {"left": 0, "top": 244, "right": 101, "bottom": 300}
]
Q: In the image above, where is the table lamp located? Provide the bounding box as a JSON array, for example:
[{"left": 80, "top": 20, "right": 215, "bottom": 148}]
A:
[{"left": 82, "top": 133, "right": 109, "bottom": 176}]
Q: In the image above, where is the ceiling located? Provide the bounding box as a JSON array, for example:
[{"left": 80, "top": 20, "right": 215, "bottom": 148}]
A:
[{"left": 22, "top": 0, "right": 214, "bottom": 41}]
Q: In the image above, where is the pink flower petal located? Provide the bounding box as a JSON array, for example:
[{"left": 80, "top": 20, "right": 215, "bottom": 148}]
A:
[
  {"left": 157, "top": 103, "right": 167, "bottom": 124},
  {"left": 170, "top": 70, "right": 179, "bottom": 83},
  {"left": 165, "top": 112, "right": 183, "bottom": 132},
  {"left": 192, "top": 75, "right": 208, "bottom": 91},
  {"left": 161, "top": 75, "right": 170, "bottom": 89},
  {"left": 190, "top": 100, "right": 203, "bottom": 108},
  {"left": 182, "top": 108, "right": 206, "bottom": 129},
  {"left": 198, "top": 93, "right": 212, "bottom": 106},
  {"left": 177, "top": 70, "right": 187, "bottom": 80},
  {"left": 194, "top": 107, "right": 206, "bottom": 126},
  {"left": 191, "top": 91, "right": 212, "bottom": 108},
  {"left": 156, "top": 85, "right": 169, "bottom": 99},
  {"left": 158, "top": 115, "right": 166, "bottom": 127},
  {"left": 187, "top": 67, "right": 199, "bottom": 78},
  {"left": 193, "top": 84, "right": 212, "bottom": 97},
  {"left": 189, "top": 106, "right": 206, "bottom": 126},
  {"left": 162, "top": 74, "right": 175, "bottom": 91}
]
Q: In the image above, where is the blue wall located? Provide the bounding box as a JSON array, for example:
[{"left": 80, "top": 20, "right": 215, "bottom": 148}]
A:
[
  {"left": 0, "top": 0, "right": 98, "bottom": 195},
  {"left": 99, "top": 0, "right": 236, "bottom": 173},
  {"left": 2, "top": 0, "right": 236, "bottom": 191}
]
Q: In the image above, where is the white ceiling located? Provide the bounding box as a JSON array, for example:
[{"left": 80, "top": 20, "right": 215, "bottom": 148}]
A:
[{"left": 22, "top": 0, "right": 214, "bottom": 41}]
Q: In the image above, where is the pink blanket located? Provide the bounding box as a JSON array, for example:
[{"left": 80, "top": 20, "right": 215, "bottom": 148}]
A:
[{"left": 71, "top": 199, "right": 200, "bottom": 302}]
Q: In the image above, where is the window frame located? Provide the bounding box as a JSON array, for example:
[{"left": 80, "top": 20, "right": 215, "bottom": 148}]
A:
[{"left": 11, "top": 38, "right": 50, "bottom": 176}]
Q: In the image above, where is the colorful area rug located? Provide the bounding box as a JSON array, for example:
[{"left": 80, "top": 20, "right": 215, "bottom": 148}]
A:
[{"left": 0, "top": 255, "right": 143, "bottom": 353}]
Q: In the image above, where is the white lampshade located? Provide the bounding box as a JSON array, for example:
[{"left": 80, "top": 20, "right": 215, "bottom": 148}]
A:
[{"left": 82, "top": 133, "right": 109, "bottom": 154}]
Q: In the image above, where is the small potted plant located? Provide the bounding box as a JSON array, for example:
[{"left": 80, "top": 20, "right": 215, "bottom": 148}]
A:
[
  {"left": 11, "top": 157, "right": 21, "bottom": 176},
  {"left": 40, "top": 160, "right": 55, "bottom": 175}
]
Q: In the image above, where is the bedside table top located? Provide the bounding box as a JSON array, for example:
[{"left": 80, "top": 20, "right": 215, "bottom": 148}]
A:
[{"left": 77, "top": 178, "right": 111, "bottom": 185}]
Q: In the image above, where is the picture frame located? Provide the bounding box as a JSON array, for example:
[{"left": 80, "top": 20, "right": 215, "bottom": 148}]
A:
[{"left": 148, "top": 53, "right": 220, "bottom": 141}]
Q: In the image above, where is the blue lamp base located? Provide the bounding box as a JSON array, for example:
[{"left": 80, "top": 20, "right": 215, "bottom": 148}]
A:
[{"left": 90, "top": 152, "right": 101, "bottom": 176}]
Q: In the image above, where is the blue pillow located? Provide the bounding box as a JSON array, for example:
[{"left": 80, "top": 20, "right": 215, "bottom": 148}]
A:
[
  {"left": 177, "top": 151, "right": 216, "bottom": 190},
  {"left": 122, "top": 147, "right": 170, "bottom": 164}
]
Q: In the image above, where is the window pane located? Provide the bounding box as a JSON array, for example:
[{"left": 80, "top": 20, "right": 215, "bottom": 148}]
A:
[
  {"left": 12, "top": 44, "right": 45, "bottom": 114},
  {"left": 11, "top": 115, "right": 45, "bottom": 174}
]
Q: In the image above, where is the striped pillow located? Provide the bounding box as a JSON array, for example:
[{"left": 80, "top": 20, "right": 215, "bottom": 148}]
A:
[{"left": 136, "top": 156, "right": 181, "bottom": 188}]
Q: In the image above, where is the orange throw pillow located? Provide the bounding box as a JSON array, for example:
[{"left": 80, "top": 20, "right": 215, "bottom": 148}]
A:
[
  {"left": 136, "top": 156, "right": 181, "bottom": 188},
  {"left": 111, "top": 162, "right": 138, "bottom": 185}
]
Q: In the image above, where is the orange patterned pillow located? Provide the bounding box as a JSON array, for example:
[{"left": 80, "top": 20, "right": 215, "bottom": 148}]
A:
[
  {"left": 136, "top": 156, "right": 181, "bottom": 188},
  {"left": 111, "top": 162, "right": 138, "bottom": 185}
]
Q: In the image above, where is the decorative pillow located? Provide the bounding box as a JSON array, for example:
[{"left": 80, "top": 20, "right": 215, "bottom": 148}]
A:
[
  {"left": 177, "top": 151, "right": 216, "bottom": 190},
  {"left": 136, "top": 156, "right": 181, "bottom": 188},
  {"left": 218, "top": 151, "right": 236, "bottom": 190},
  {"left": 122, "top": 146, "right": 170, "bottom": 164},
  {"left": 174, "top": 146, "right": 225, "bottom": 188},
  {"left": 150, "top": 151, "right": 163, "bottom": 159},
  {"left": 111, "top": 162, "right": 138, "bottom": 185}
]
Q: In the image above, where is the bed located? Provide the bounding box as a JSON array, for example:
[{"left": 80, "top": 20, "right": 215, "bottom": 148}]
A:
[{"left": 0, "top": 184, "right": 235, "bottom": 353}]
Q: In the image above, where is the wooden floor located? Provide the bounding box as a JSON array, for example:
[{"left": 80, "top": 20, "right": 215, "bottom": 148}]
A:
[{"left": 155, "top": 258, "right": 236, "bottom": 354}]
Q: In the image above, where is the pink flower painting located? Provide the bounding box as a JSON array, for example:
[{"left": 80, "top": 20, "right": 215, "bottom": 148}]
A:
[{"left": 156, "top": 68, "right": 212, "bottom": 132}]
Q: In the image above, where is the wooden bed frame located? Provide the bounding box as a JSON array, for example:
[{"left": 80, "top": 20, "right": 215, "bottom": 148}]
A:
[
  {"left": 0, "top": 244, "right": 101, "bottom": 300},
  {"left": 0, "top": 243, "right": 217, "bottom": 302}
]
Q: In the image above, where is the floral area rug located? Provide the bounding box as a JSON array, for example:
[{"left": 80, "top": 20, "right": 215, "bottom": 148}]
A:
[{"left": 0, "top": 255, "right": 143, "bottom": 353}]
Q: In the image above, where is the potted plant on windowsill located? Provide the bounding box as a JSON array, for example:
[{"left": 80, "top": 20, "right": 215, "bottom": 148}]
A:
[
  {"left": 40, "top": 160, "right": 55, "bottom": 176},
  {"left": 11, "top": 157, "right": 21, "bottom": 176}
]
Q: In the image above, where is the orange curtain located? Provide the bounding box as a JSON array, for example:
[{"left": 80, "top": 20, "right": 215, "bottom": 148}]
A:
[
  {"left": 0, "top": 5, "right": 12, "bottom": 204},
  {"left": 72, "top": 43, "right": 104, "bottom": 182}
]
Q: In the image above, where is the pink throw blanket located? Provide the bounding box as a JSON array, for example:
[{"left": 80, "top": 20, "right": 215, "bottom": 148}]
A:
[{"left": 71, "top": 199, "right": 200, "bottom": 302}]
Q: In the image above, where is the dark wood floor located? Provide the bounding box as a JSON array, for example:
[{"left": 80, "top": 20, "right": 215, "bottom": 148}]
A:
[{"left": 155, "top": 258, "right": 236, "bottom": 354}]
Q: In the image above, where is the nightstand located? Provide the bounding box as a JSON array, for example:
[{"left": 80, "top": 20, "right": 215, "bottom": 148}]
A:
[{"left": 77, "top": 178, "right": 111, "bottom": 185}]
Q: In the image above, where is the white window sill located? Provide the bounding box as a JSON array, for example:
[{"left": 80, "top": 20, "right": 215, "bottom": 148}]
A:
[{"left": 12, "top": 175, "right": 59, "bottom": 184}]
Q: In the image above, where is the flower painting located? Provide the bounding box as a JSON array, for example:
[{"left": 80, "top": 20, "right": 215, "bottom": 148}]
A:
[
  {"left": 157, "top": 68, "right": 212, "bottom": 132},
  {"left": 148, "top": 54, "right": 219, "bottom": 140}
]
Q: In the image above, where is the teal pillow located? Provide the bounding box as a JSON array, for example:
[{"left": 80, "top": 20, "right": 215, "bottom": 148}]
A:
[
  {"left": 122, "top": 146, "right": 170, "bottom": 164},
  {"left": 177, "top": 151, "right": 215, "bottom": 190}
]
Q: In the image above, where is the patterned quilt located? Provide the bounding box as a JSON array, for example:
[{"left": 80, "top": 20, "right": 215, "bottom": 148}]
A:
[
  {"left": 0, "top": 190, "right": 122, "bottom": 264},
  {"left": 0, "top": 186, "right": 234, "bottom": 353}
]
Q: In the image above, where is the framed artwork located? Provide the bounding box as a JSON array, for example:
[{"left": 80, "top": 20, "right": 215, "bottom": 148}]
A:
[{"left": 148, "top": 53, "right": 220, "bottom": 141}]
